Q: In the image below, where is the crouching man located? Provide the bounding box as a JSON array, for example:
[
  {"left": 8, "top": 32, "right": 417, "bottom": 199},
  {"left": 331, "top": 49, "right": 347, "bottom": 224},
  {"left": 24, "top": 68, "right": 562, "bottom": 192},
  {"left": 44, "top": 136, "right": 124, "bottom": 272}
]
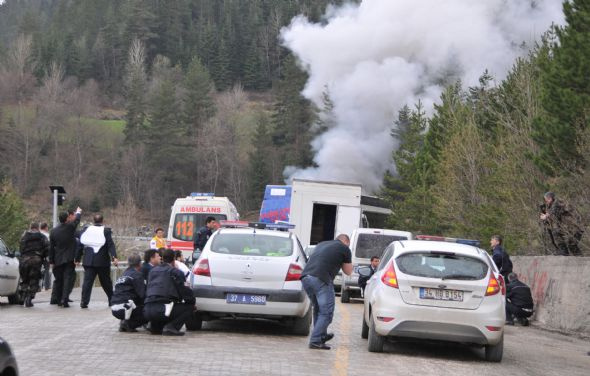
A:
[
  {"left": 111, "top": 253, "right": 147, "bottom": 332},
  {"left": 143, "top": 248, "right": 196, "bottom": 336},
  {"left": 505, "top": 272, "right": 534, "bottom": 326}
]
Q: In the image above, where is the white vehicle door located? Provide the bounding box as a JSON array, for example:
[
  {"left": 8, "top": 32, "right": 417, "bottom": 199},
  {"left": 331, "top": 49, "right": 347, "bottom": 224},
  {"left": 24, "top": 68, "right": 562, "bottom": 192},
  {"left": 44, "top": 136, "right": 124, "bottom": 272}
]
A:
[
  {"left": 0, "top": 239, "right": 19, "bottom": 296},
  {"left": 336, "top": 206, "right": 361, "bottom": 237}
]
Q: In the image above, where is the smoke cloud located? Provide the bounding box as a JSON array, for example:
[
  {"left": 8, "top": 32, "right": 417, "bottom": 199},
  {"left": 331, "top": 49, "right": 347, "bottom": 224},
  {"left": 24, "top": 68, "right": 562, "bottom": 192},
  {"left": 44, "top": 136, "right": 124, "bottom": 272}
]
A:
[{"left": 281, "top": 0, "right": 564, "bottom": 193}]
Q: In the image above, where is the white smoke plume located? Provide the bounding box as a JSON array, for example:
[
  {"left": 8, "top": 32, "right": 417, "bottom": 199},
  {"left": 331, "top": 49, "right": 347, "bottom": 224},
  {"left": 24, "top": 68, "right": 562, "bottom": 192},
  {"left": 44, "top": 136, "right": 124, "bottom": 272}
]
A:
[{"left": 281, "top": 0, "right": 564, "bottom": 193}]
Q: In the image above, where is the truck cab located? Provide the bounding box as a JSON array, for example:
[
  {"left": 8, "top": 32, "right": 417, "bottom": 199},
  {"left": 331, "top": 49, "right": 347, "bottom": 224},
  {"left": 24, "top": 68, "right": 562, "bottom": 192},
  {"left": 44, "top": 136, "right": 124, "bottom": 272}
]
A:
[{"left": 340, "top": 228, "right": 413, "bottom": 303}]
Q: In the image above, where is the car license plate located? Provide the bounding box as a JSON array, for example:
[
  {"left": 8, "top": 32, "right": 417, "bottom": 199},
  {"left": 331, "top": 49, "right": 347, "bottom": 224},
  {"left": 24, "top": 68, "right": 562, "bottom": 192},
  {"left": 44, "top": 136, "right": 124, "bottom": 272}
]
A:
[
  {"left": 419, "top": 288, "right": 464, "bottom": 302},
  {"left": 226, "top": 293, "right": 267, "bottom": 305}
]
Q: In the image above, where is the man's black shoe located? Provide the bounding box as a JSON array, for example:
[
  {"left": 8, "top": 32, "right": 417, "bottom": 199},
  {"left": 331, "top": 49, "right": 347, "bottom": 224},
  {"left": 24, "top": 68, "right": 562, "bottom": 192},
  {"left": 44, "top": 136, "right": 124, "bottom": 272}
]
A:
[
  {"left": 119, "top": 321, "right": 138, "bottom": 333},
  {"left": 322, "top": 333, "right": 334, "bottom": 343},
  {"left": 505, "top": 320, "right": 514, "bottom": 326},
  {"left": 80, "top": 304, "right": 88, "bottom": 309},
  {"left": 518, "top": 317, "right": 530, "bottom": 326},
  {"left": 61, "top": 301, "right": 70, "bottom": 308},
  {"left": 162, "top": 329, "right": 185, "bottom": 336},
  {"left": 309, "top": 343, "right": 331, "bottom": 350},
  {"left": 68, "top": 299, "right": 73, "bottom": 303},
  {"left": 50, "top": 300, "right": 58, "bottom": 305}
]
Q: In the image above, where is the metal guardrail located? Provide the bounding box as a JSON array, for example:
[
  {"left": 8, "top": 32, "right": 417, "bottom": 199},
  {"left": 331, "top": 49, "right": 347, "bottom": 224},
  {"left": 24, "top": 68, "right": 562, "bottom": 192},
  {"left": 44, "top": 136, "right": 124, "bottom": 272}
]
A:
[{"left": 112, "top": 236, "right": 152, "bottom": 242}]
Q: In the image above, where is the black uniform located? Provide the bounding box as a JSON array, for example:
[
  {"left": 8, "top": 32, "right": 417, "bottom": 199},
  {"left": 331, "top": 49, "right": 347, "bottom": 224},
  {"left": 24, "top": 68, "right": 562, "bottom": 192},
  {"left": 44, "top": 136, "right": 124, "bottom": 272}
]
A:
[
  {"left": 49, "top": 213, "right": 81, "bottom": 306},
  {"left": 77, "top": 224, "right": 117, "bottom": 307},
  {"left": 506, "top": 279, "right": 534, "bottom": 323},
  {"left": 358, "top": 265, "right": 377, "bottom": 293},
  {"left": 19, "top": 231, "right": 49, "bottom": 299},
  {"left": 193, "top": 226, "right": 212, "bottom": 251},
  {"left": 143, "top": 263, "right": 195, "bottom": 333},
  {"left": 492, "top": 245, "right": 513, "bottom": 281},
  {"left": 111, "top": 267, "right": 147, "bottom": 329}
]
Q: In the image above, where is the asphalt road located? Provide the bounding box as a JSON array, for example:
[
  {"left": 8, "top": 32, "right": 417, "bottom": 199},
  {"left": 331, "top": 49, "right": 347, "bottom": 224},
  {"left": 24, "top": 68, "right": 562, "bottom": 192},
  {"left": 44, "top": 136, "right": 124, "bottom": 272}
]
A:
[{"left": 0, "top": 288, "right": 588, "bottom": 376}]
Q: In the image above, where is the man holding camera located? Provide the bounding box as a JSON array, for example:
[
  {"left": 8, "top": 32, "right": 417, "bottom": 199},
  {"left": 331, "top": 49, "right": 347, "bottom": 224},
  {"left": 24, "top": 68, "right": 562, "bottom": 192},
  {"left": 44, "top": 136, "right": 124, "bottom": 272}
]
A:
[{"left": 540, "top": 192, "right": 583, "bottom": 256}]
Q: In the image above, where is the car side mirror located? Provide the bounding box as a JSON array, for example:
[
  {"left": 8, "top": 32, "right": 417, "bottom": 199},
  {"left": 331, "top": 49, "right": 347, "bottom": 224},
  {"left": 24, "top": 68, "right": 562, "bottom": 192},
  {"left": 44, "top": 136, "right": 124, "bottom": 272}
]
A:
[
  {"left": 357, "top": 266, "right": 372, "bottom": 277},
  {"left": 192, "top": 249, "right": 201, "bottom": 263}
]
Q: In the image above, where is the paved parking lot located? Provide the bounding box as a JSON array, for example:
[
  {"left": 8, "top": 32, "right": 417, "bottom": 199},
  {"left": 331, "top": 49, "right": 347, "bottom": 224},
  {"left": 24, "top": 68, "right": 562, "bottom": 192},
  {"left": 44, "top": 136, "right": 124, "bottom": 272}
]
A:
[{"left": 1, "top": 288, "right": 589, "bottom": 376}]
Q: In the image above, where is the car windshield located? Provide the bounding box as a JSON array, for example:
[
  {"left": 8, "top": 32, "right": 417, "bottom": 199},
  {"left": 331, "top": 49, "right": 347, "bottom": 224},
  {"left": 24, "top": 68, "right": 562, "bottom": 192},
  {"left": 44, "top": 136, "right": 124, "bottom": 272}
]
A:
[
  {"left": 173, "top": 213, "right": 227, "bottom": 241},
  {"left": 210, "top": 233, "right": 293, "bottom": 257},
  {"left": 355, "top": 234, "right": 407, "bottom": 259},
  {"left": 396, "top": 252, "right": 488, "bottom": 280}
]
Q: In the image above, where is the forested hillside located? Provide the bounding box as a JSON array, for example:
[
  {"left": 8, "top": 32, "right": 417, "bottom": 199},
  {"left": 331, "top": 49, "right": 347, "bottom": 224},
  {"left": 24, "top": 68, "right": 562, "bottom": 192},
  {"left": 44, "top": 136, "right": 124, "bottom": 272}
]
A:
[
  {"left": 0, "top": 0, "right": 588, "bottom": 255},
  {"left": 0, "top": 0, "right": 345, "bottom": 246}
]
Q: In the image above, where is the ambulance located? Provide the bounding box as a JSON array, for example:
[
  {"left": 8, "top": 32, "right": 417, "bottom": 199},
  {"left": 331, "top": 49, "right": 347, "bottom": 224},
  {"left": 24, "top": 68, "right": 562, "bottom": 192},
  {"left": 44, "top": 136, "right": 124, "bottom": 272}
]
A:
[{"left": 166, "top": 193, "right": 240, "bottom": 260}]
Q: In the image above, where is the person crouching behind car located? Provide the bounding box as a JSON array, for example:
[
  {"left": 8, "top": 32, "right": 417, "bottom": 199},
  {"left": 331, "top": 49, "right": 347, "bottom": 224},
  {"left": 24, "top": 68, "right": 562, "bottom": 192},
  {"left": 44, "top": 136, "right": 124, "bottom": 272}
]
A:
[
  {"left": 505, "top": 272, "right": 534, "bottom": 326},
  {"left": 111, "top": 253, "right": 147, "bottom": 332},
  {"left": 143, "top": 248, "right": 196, "bottom": 336}
]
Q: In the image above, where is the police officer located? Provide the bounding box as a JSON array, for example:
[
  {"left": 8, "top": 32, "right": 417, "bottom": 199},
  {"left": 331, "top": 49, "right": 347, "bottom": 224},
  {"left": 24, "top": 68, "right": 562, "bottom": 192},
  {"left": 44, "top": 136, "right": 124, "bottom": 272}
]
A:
[
  {"left": 77, "top": 214, "right": 118, "bottom": 308},
  {"left": 143, "top": 248, "right": 196, "bottom": 336},
  {"left": 490, "top": 235, "right": 512, "bottom": 281},
  {"left": 193, "top": 217, "right": 217, "bottom": 253},
  {"left": 111, "top": 253, "right": 147, "bottom": 332},
  {"left": 19, "top": 222, "right": 50, "bottom": 307},
  {"left": 505, "top": 272, "right": 534, "bottom": 326}
]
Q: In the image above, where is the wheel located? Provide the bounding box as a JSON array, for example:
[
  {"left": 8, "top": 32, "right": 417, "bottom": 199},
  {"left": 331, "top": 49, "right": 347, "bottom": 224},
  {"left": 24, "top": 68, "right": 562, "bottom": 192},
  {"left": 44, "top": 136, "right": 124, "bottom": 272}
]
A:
[
  {"left": 7, "top": 282, "right": 23, "bottom": 305},
  {"left": 340, "top": 289, "right": 350, "bottom": 303},
  {"left": 291, "top": 308, "right": 312, "bottom": 336},
  {"left": 485, "top": 334, "right": 504, "bottom": 362},
  {"left": 185, "top": 312, "right": 203, "bottom": 331},
  {"left": 367, "top": 314, "right": 385, "bottom": 352},
  {"left": 361, "top": 313, "right": 369, "bottom": 339}
]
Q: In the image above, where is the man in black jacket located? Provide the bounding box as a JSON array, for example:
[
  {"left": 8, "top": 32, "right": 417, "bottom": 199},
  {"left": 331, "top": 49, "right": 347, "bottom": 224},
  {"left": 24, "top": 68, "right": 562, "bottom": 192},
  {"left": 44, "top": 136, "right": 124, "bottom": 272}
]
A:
[
  {"left": 358, "top": 256, "right": 380, "bottom": 297},
  {"left": 19, "top": 222, "right": 50, "bottom": 307},
  {"left": 111, "top": 253, "right": 146, "bottom": 332},
  {"left": 143, "top": 248, "right": 196, "bottom": 336},
  {"left": 77, "top": 214, "right": 118, "bottom": 308},
  {"left": 49, "top": 208, "right": 82, "bottom": 307},
  {"left": 490, "top": 235, "right": 513, "bottom": 281},
  {"left": 141, "top": 249, "right": 162, "bottom": 282},
  {"left": 193, "top": 216, "right": 217, "bottom": 252},
  {"left": 505, "top": 272, "right": 534, "bottom": 326}
]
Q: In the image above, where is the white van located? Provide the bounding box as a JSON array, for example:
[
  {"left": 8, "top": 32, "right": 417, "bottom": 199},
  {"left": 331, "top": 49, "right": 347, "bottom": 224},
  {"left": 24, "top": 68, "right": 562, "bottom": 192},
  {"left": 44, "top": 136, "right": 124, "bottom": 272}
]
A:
[
  {"left": 166, "top": 193, "right": 240, "bottom": 260},
  {"left": 340, "top": 228, "right": 413, "bottom": 303}
]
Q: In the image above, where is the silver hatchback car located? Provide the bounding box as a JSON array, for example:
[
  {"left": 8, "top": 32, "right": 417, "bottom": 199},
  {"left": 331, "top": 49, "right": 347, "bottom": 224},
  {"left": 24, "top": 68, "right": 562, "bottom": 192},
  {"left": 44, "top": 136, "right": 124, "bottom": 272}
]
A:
[{"left": 361, "top": 238, "right": 505, "bottom": 362}]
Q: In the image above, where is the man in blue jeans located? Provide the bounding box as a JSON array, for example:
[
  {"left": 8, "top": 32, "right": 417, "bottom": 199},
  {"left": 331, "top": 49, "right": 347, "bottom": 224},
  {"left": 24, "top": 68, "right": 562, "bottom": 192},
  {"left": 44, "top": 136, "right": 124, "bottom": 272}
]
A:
[{"left": 301, "top": 234, "right": 353, "bottom": 350}]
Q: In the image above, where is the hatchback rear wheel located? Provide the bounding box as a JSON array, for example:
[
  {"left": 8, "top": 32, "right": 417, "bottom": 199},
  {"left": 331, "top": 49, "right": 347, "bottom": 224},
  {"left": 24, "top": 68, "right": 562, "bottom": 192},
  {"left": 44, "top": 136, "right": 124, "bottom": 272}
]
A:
[
  {"left": 361, "top": 314, "right": 369, "bottom": 339},
  {"left": 484, "top": 334, "right": 503, "bottom": 362},
  {"left": 367, "top": 315, "right": 384, "bottom": 352}
]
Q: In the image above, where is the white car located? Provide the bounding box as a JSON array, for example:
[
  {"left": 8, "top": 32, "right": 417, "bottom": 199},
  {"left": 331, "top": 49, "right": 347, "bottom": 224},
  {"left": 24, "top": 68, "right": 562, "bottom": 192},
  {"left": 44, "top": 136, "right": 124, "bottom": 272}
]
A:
[
  {"left": 361, "top": 238, "right": 505, "bottom": 362},
  {"left": 189, "top": 222, "right": 311, "bottom": 335},
  {"left": 0, "top": 237, "right": 21, "bottom": 304}
]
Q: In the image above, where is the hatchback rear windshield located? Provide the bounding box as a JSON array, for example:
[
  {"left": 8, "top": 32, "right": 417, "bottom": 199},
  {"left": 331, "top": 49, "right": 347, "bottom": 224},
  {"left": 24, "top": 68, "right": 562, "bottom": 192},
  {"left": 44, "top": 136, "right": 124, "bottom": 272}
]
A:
[
  {"left": 210, "top": 233, "right": 293, "bottom": 257},
  {"left": 396, "top": 252, "right": 488, "bottom": 280},
  {"left": 355, "top": 234, "right": 408, "bottom": 259}
]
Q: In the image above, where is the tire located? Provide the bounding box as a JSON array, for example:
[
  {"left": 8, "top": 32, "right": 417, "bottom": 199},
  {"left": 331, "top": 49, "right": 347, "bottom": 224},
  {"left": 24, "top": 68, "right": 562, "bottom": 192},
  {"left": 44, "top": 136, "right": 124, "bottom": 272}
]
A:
[
  {"left": 485, "top": 334, "right": 503, "bottom": 362},
  {"left": 291, "top": 308, "right": 312, "bottom": 336},
  {"left": 361, "top": 314, "right": 369, "bottom": 339},
  {"left": 340, "top": 289, "right": 350, "bottom": 303},
  {"left": 185, "top": 312, "right": 203, "bottom": 331},
  {"left": 7, "top": 281, "right": 23, "bottom": 305},
  {"left": 367, "top": 315, "right": 385, "bottom": 352}
]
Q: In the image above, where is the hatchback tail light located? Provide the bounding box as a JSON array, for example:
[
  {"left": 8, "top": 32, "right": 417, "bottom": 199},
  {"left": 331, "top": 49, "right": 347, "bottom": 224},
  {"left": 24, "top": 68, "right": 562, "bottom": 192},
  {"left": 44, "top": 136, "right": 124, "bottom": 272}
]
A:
[
  {"left": 193, "top": 258, "right": 211, "bottom": 277},
  {"left": 285, "top": 263, "right": 303, "bottom": 281},
  {"left": 381, "top": 261, "right": 398, "bottom": 288},
  {"left": 485, "top": 273, "right": 500, "bottom": 296}
]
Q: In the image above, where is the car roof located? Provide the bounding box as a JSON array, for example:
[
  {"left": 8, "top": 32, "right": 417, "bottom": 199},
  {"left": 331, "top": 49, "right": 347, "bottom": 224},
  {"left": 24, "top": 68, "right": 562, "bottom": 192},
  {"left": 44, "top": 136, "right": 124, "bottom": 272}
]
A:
[
  {"left": 216, "top": 227, "right": 293, "bottom": 239},
  {"left": 395, "top": 240, "right": 485, "bottom": 257}
]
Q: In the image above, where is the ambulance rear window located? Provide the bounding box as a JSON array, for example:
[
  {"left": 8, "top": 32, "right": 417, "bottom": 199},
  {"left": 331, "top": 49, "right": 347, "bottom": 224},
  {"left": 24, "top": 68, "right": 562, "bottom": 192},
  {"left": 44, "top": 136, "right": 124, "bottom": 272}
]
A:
[{"left": 173, "top": 214, "right": 227, "bottom": 241}]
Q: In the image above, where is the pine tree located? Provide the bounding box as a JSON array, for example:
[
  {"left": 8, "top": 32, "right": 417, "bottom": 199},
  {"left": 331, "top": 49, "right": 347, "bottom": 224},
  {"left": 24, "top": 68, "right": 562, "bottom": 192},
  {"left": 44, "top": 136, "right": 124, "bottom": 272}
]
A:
[
  {"left": 532, "top": 0, "right": 590, "bottom": 175},
  {"left": 183, "top": 56, "right": 216, "bottom": 136},
  {"left": 0, "top": 180, "right": 28, "bottom": 249},
  {"left": 123, "top": 39, "right": 148, "bottom": 144},
  {"left": 248, "top": 114, "right": 273, "bottom": 209}
]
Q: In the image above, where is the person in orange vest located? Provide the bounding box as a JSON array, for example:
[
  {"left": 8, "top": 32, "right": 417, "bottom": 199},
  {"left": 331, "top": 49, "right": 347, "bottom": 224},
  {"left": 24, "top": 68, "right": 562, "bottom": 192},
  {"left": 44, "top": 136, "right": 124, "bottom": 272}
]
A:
[{"left": 150, "top": 228, "right": 167, "bottom": 249}]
